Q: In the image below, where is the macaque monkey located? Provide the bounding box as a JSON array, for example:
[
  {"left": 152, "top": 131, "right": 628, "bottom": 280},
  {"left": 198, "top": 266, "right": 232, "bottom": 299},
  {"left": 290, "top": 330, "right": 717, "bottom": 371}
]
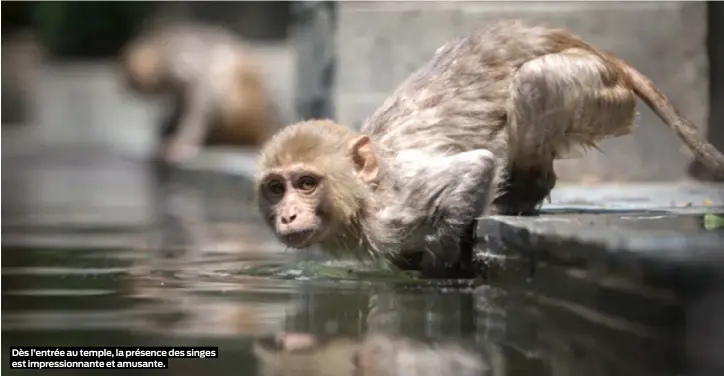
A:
[
  {"left": 255, "top": 21, "right": 724, "bottom": 277},
  {"left": 119, "top": 23, "right": 280, "bottom": 164},
  {"left": 253, "top": 332, "right": 489, "bottom": 376}
]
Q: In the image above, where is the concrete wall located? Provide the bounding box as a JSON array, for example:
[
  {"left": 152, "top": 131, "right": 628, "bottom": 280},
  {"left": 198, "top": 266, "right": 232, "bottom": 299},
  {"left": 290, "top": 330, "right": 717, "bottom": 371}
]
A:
[
  {"left": 292, "top": 1, "right": 337, "bottom": 121},
  {"left": 295, "top": 1, "right": 713, "bottom": 182}
]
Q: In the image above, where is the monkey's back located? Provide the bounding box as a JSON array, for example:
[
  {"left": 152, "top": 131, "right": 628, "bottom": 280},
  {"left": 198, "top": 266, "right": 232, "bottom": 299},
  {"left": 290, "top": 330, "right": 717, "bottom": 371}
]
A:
[
  {"left": 361, "top": 21, "right": 592, "bottom": 159},
  {"left": 122, "top": 23, "right": 234, "bottom": 85},
  {"left": 166, "top": 25, "right": 277, "bottom": 146}
]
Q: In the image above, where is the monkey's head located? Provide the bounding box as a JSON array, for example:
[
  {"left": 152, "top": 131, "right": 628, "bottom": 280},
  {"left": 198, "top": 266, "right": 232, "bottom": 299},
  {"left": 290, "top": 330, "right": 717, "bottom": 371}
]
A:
[
  {"left": 255, "top": 120, "right": 379, "bottom": 250},
  {"left": 119, "top": 41, "right": 170, "bottom": 95}
]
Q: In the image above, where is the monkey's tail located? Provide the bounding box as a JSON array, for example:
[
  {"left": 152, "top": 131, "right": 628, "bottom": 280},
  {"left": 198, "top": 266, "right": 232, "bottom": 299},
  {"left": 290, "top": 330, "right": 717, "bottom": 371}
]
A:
[{"left": 617, "top": 57, "right": 724, "bottom": 178}]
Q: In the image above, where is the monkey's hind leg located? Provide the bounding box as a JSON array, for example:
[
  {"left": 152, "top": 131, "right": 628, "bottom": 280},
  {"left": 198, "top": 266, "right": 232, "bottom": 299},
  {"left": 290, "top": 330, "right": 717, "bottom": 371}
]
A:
[
  {"left": 492, "top": 163, "right": 557, "bottom": 216},
  {"left": 496, "top": 48, "right": 638, "bottom": 215}
]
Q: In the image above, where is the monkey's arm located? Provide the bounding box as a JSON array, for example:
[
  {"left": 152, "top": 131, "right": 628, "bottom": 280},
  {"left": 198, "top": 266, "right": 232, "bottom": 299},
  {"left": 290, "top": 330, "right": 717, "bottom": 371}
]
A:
[
  {"left": 162, "top": 80, "right": 218, "bottom": 163},
  {"left": 397, "top": 149, "right": 497, "bottom": 276}
]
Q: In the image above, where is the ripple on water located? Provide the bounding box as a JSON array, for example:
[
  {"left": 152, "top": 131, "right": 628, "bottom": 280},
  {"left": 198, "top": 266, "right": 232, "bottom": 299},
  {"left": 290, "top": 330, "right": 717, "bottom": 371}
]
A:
[{"left": 4, "top": 289, "right": 116, "bottom": 296}]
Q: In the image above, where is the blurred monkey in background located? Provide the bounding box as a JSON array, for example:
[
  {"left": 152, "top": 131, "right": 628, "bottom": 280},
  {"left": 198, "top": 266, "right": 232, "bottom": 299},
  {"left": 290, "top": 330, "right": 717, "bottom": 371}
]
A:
[{"left": 120, "top": 22, "right": 281, "bottom": 164}]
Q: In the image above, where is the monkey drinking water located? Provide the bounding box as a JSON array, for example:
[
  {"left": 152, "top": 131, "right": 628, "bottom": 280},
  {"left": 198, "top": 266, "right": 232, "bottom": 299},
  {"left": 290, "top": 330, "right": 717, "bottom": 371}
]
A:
[
  {"left": 120, "top": 23, "right": 280, "bottom": 164},
  {"left": 256, "top": 21, "right": 724, "bottom": 277},
  {"left": 256, "top": 119, "right": 497, "bottom": 277}
]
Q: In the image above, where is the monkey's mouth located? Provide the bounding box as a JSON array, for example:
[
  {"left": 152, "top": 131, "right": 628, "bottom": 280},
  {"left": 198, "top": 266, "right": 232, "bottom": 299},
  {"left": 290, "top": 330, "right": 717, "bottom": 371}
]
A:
[{"left": 278, "top": 228, "right": 318, "bottom": 249}]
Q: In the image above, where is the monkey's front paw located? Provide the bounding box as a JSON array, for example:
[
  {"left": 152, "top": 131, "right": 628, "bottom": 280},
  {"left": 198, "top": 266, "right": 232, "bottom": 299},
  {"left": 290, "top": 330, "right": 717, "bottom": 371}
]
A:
[
  {"left": 161, "top": 141, "right": 200, "bottom": 165},
  {"left": 274, "top": 332, "right": 318, "bottom": 351}
]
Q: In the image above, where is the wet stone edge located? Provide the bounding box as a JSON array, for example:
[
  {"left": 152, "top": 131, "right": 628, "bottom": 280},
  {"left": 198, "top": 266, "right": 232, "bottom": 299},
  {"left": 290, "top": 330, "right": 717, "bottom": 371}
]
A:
[{"left": 475, "top": 209, "right": 724, "bottom": 328}]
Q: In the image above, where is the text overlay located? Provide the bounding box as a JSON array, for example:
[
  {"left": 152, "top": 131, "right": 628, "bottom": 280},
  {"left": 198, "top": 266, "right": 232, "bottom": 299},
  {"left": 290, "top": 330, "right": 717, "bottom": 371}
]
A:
[{"left": 10, "top": 347, "right": 219, "bottom": 369}]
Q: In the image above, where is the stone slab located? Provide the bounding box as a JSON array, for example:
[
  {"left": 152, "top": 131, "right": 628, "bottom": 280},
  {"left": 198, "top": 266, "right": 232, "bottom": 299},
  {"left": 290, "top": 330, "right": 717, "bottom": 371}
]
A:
[
  {"left": 546, "top": 182, "right": 724, "bottom": 211},
  {"left": 476, "top": 183, "right": 724, "bottom": 328},
  {"left": 477, "top": 183, "right": 724, "bottom": 270}
]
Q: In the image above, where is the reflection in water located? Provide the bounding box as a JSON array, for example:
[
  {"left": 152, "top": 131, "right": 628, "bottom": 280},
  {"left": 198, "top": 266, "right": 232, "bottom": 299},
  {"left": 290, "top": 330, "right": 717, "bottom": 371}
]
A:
[
  {"left": 254, "top": 331, "right": 489, "bottom": 376},
  {"left": 1, "top": 237, "right": 700, "bottom": 376},
  {"left": 126, "top": 169, "right": 302, "bottom": 339},
  {"left": 1, "top": 159, "right": 717, "bottom": 376},
  {"left": 147, "top": 164, "right": 285, "bottom": 258}
]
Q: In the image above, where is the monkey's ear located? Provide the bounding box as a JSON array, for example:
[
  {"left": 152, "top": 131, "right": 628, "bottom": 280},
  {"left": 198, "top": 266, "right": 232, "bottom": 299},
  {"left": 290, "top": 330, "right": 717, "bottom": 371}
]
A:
[{"left": 349, "top": 135, "right": 379, "bottom": 183}]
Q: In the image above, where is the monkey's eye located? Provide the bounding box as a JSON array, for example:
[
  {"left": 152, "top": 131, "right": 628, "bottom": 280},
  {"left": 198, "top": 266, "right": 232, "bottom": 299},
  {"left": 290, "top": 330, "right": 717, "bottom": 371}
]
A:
[
  {"left": 296, "top": 175, "right": 318, "bottom": 192},
  {"left": 266, "top": 180, "right": 285, "bottom": 196}
]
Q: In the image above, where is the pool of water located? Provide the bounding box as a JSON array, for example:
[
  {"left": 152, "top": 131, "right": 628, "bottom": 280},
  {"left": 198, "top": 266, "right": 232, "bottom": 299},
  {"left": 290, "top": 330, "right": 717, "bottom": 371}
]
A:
[{"left": 1, "top": 149, "right": 718, "bottom": 376}]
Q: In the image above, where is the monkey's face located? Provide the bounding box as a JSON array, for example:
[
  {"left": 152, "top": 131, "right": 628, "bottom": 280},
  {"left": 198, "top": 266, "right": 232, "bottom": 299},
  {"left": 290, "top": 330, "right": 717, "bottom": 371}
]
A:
[
  {"left": 255, "top": 121, "right": 379, "bottom": 253},
  {"left": 257, "top": 166, "right": 329, "bottom": 249}
]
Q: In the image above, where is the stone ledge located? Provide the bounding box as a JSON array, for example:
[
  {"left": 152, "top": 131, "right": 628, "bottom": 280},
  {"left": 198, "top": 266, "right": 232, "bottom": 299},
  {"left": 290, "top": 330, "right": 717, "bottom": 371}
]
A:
[
  {"left": 476, "top": 183, "right": 724, "bottom": 273},
  {"left": 476, "top": 183, "right": 724, "bottom": 327}
]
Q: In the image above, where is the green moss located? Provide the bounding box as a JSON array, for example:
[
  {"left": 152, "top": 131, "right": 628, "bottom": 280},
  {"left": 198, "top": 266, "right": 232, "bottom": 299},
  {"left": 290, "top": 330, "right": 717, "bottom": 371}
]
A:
[{"left": 703, "top": 213, "right": 724, "bottom": 230}]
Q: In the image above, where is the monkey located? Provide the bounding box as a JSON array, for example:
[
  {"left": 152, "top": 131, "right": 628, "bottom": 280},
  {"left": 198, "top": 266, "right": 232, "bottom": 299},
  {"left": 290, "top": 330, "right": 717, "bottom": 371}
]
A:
[
  {"left": 2, "top": 30, "right": 43, "bottom": 126},
  {"left": 253, "top": 332, "right": 489, "bottom": 376},
  {"left": 255, "top": 20, "right": 724, "bottom": 278},
  {"left": 256, "top": 119, "right": 497, "bottom": 277},
  {"left": 119, "top": 22, "right": 280, "bottom": 164}
]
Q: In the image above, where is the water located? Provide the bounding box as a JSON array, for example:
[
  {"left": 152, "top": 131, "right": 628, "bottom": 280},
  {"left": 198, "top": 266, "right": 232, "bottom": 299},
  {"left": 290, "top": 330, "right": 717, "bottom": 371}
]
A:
[{"left": 0, "top": 149, "right": 715, "bottom": 376}]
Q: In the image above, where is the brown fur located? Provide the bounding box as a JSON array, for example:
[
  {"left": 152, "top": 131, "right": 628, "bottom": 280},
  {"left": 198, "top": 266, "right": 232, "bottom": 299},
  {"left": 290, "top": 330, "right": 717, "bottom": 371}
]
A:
[
  {"left": 256, "top": 120, "right": 381, "bottom": 260},
  {"left": 256, "top": 20, "right": 724, "bottom": 277},
  {"left": 119, "top": 23, "right": 279, "bottom": 163}
]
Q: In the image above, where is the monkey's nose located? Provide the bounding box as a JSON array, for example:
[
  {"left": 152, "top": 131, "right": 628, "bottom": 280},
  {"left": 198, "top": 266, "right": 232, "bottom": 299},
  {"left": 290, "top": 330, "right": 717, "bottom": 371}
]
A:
[{"left": 280, "top": 213, "right": 297, "bottom": 224}]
